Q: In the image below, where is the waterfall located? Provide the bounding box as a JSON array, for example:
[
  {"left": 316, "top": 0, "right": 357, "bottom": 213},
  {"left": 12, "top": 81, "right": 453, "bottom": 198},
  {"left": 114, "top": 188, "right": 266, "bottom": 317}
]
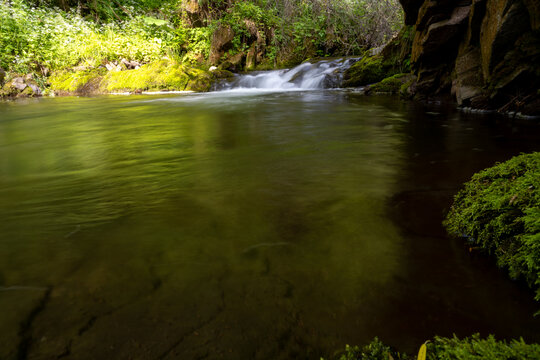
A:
[{"left": 218, "top": 57, "right": 359, "bottom": 91}]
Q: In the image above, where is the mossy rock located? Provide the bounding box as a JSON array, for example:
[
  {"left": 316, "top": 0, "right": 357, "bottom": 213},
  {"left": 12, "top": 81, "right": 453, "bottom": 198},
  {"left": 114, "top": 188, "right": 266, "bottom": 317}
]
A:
[
  {"left": 102, "top": 60, "right": 214, "bottom": 92},
  {"left": 49, "top": 61, "right": 215, "bottom": 94},
  {"left": 368, "top": 73, "right": 415, "bottom": 94},
  {"left": 49, "top": 69, "right": 104, "bottom": 94},
  {"left": 17, "top": 85, "right": 35, "bottom": 97},
  {"left": 343, "top": 56, "right": 386, "bottom": 87},
  {"left": 444, "top": 152, "right": 540, "bottom": 300},
  {"left": 0, "top": 83, "right": 18, "bottom": 97}
]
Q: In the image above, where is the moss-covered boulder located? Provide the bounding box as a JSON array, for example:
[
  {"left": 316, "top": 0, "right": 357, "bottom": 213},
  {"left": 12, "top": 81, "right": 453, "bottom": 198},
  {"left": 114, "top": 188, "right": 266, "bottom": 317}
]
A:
[
  {"left": 343, "top": 55, "right": 387, "bottom": 87},
  {"left": 367, "top": 73, "right": 416, "bottom": 95},
  {"left": 444, "top": 152, "right": 540, "bottom": 300},
  {"left": 49, "top": 60, "right": 216, "bottom": 95},
  {"left": 49, "top": 69, "right": 104, "bottom": 95}
]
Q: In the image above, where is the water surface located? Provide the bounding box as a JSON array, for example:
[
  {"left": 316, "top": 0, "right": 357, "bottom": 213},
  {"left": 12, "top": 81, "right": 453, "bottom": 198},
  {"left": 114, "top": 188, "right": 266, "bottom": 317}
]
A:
[{"left": 0, "top": 91, "right": 539, "bottom": 359}]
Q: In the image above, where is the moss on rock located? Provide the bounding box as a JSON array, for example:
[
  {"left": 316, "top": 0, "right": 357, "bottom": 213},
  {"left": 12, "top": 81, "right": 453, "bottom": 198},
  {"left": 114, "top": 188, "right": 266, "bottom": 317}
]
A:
[
  {"left": 444, "top": 152, "right": 540, "bottom": 300},
  {"left": 343, "top": 55, "right": 387, "bottom": 87},
  {"left": 49, "top": 69, "right": 104, "bottom": 94},
  {"left": 368, "top": 73, "right": 415, "bottom": 94},
  {"left": 49, "top": 60, "right": 215, "bottom": 94}
]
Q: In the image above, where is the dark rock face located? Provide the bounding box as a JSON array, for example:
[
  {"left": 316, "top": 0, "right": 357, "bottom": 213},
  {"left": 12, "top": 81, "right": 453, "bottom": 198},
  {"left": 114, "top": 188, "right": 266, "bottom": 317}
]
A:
[{"left": 400, "top": 0, "right": 540, "bottom": 114}]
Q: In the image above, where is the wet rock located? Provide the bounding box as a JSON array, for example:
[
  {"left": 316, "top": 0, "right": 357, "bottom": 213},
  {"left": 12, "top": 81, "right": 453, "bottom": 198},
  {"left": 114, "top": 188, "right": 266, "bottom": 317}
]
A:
[{"left": 0, "top": 67, "right": 5, "bottom": 85}]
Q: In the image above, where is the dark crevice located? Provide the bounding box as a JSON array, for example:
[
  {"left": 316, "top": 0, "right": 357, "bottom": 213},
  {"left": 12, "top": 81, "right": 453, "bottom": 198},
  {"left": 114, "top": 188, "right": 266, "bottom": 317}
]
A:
[
  {"left": 78, "top": 315, "right": 98, "bottom": 336},
  {"left": 16, "top": 286, "right": 52, "bottom": 360}
]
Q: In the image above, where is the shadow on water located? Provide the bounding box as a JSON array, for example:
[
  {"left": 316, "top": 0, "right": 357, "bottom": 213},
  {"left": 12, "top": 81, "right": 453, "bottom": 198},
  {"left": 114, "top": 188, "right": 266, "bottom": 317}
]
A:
[{"left": 0, "top": 92, "right": 539, "bottom": 359}]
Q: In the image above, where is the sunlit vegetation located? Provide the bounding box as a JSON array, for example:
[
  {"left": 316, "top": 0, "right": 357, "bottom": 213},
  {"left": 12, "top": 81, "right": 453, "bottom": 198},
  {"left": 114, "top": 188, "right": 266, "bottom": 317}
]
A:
[
  {"left": 445, "top": 153, "right": 540, "bottom": 301},
  {"left": 0, "top": 0, "right": 403, "bottom": 77}
]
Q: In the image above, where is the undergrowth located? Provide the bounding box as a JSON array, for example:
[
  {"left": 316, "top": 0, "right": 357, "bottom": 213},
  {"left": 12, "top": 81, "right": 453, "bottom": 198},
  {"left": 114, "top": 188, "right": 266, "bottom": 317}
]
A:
[{"left": 331, "top": 335, "right": 540, "bottom": 360}]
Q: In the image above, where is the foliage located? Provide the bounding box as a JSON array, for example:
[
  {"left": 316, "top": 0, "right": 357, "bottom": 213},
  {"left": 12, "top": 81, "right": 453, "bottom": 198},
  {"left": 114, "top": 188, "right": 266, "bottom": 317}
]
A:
[
  {"left": 427, "top": 334, "right": 540, "bottom": 360},
  {"left": 174, "top": 26, "right": 212, "bottom": 63},
  {"left": 444, "top": 152, "right": 540, "bottom": 300},
  {"left": 0, "top": 1, "right": 174, "bottom": 74},
  {"left": 329, "top": 335, "right": 540, "bottom": 360},
  {"left": 28, "top": 0, "right": 181, "bottom": 21},
  {"left": 336, "top": 338, "right": 407, "bottom": 360},
  {"left": 1, "top": 0, "right": 405, "bottom": 79}
]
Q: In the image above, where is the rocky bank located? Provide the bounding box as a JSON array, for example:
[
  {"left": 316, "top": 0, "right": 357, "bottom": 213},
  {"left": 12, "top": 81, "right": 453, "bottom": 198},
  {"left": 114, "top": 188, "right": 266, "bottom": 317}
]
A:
[{"left": 403, "top": 0, "right": 540, "bottom": 114}]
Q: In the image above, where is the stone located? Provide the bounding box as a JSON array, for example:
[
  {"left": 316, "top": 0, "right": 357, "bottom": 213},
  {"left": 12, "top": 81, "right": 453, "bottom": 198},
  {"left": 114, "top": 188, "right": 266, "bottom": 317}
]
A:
[
  {"left": 0, "top": 67, "right": 5, "bottom": 85},
  {"left": 12, "top": 77, "right": 27, "bottom": 91},
  {"left": 29, "top": 83, "right": 42, "bottom": 96},
  {"left": 412, "top": 5, "right": 471, "bottom": 65},
  {"left": 399, "top": 0, "right": 429, "bottom": 24},
  {"left": 480, "top": 0, "right": 530, "bottom": 80},
  {"left": 246, "top": 44, "right": 257, "bottom": 70},
  {"left": 452, "top": 48, "right": 484, "bottom": 105},
  {"left": 396, "top": 0, "right": 540, "bottom": 114},
  {"left": 209, "top": 25, "right": 235, "bottom": 65}
]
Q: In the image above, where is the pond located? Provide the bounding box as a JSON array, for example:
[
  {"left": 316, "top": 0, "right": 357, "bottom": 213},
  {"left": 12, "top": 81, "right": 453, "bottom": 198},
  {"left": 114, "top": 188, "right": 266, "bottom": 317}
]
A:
[{"left": 0, "top": 91, "right": 539, "bottom": 359}]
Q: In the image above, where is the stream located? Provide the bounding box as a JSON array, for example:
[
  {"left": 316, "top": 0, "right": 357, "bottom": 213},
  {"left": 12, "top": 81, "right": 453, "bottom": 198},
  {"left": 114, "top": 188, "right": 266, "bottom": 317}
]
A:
[{"left": 0, "top": 61, "right": 540, "bottom": 359}]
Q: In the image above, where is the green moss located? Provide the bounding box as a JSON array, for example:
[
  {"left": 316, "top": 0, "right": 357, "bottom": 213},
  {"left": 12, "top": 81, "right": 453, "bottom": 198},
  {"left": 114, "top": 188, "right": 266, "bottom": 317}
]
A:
[
  {"left": 368, "top": 73, "right": 411, "bottom": 94},
  {"left": 400, "top": 76, "right": 416, "bottom": 98},
  {"left": 329, "top": 335, "right": 540, "bottom": 360},
  {"left": 0, "top": 82, "right": 17, "bottom": 97},
  {"left": 444, "top": 152, "right": 540, "bottom": 300},
  {"left": 101, "top": 60, "right": 213, "bottom": 92},
  {"left": 18, "top": 85, "right": 34, "bottom": 97},
  {"left": 343, "top": 56, "right": 387, "bottom": 87},
  {"left": 49, "top": 70, "right": 103, "bottom": 93},
  {"left": 102, "top": 60, "right": 188, "bottom": 92},
  {"left": 48, "top": 61, "right": 215, "bottom": 94}
]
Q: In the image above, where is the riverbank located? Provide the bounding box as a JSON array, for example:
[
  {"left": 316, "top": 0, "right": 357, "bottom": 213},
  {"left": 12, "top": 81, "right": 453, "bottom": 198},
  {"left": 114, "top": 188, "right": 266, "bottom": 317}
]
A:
[{"left": 0, "top": 60, "right": 235, "bottom": 98}]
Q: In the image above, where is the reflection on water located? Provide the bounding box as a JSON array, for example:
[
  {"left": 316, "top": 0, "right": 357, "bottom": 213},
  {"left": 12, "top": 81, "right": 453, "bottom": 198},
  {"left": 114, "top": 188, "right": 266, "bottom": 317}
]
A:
[{"left": 0, "top": 92, "right": 539, "bottom": 359}]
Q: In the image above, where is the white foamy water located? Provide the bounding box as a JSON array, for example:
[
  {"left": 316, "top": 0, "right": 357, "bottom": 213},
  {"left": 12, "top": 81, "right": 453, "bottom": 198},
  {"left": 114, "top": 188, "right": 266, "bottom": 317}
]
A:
[{"left": 219, "top": 57, "right": 359, "bottom": 91}]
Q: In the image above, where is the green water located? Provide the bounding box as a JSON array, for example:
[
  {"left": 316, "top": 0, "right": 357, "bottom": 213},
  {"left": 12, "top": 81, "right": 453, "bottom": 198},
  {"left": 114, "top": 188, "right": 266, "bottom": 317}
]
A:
[{"left": 0, "top": 91, "right": 539, "bottom": 359}]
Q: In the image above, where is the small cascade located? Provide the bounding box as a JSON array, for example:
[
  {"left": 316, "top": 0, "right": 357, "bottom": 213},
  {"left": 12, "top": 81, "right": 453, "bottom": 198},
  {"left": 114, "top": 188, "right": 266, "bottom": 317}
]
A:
[{"left": 218, "top": 57, "right": 359, "bottom": 91}]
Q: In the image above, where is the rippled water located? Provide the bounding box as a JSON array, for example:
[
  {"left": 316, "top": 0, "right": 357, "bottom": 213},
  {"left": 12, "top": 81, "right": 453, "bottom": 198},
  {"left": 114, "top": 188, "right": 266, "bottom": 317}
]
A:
[{"left": 0, "top": 91, "right": 539, "bottom": 359}]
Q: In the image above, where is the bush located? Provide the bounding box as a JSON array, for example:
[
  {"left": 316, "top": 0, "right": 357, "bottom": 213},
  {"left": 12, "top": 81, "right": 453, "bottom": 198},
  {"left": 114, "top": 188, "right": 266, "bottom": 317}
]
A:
[
  {"left": 0, "top": 1, "right": 173, "bottom": 73},
  {"left": 444, "top": 153, "right": 540, "bottom": 300}
]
